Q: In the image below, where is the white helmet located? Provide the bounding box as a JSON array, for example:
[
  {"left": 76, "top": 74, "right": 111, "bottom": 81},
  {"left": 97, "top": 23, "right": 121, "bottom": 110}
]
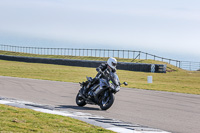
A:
[{"left": 107, "top": 57, "right": 117, "bottom": 69}]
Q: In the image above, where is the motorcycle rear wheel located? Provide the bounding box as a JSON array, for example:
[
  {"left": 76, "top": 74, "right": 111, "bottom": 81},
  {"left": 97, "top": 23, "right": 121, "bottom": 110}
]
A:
[
  {"left": 100, "top": 91, "right": 115, "bottom": 110},
  {"left": 76, "top": 93, "right": 86, "bottom": 107}
]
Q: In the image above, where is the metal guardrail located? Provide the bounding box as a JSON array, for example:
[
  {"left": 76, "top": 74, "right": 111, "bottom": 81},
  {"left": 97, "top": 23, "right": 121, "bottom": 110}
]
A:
[{"left": 0, "top": 44, "right": 199, "bottom": 71}]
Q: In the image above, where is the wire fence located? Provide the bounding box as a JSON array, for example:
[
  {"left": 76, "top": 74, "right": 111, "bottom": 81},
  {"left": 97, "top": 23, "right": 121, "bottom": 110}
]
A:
[
  {"left": 0, "top": 44, "right": 199, "bottom": 71},
  {"left": 180, "top": 61, "right": 200, "bottom": 71}
]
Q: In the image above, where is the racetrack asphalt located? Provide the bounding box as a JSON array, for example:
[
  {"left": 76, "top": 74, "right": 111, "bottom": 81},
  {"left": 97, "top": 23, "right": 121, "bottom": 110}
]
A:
[{"left": 0, "top": 76, "right": 200, "bottom": 133}]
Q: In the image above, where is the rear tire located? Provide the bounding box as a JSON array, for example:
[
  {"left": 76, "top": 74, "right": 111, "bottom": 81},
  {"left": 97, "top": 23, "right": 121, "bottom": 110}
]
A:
[
  {"left": 76, "top": 93, "right": 86, "bottom": 107},
  {"left": 100, "top": 91, "right": 115, "bottom": 110}
]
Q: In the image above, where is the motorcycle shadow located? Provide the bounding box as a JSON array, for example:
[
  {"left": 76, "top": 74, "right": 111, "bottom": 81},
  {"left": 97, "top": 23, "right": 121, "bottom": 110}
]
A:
[{"left": 55, "top": 105, "right": 101, "bottom": 111}]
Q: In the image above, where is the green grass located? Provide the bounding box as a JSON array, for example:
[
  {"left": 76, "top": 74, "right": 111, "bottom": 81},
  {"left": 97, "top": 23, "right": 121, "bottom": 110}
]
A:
[
  {"left": 0, "top": 59, "right": 200, "bottom": 95},
  {"left": 0, "top": 50, "right": 200, "bottom": 95},
  {"left": 0, "top": 50, "right": 181, "bottom": 72},
  {"left": 0, "top": 51, "right": 200, "bottom": 132},
  {"left": 0, "top": 104, "right": 113, "bottom": 133}
]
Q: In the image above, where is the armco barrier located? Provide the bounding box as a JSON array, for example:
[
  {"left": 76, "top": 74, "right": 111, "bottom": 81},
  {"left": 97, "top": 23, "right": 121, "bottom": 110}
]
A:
[{"left": 0, "top": 55, "right": 166, "bottom": 73}]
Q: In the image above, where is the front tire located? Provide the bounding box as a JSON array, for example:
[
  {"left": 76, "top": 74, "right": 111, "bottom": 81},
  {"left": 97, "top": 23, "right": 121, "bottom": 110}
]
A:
[
  {"left": 76, "top": 93, "right": 86, "bottom": 107},
  {"left": 100, "top": 91, "right": 115, "bottom": 110}
]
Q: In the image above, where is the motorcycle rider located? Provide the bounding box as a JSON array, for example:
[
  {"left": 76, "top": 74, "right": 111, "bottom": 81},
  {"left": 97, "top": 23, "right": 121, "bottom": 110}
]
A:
[{"left": 82, "top": 57, "right": 117, "bottom": 96}]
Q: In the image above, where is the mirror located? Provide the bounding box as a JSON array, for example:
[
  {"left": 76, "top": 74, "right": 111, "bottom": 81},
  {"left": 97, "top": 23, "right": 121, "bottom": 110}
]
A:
[{"left": 123, "top": 82, "right": 128, "bottom": 86}]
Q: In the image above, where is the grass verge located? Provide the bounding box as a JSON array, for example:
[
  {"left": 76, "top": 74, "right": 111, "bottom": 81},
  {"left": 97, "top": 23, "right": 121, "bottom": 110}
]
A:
[
  {"left": 0, "top": 104, "right": 113, "bottom": 133},
  {"left": 0, "top": 59, "right": 200, "bottom": 94},
  {"left": 0, "top": 50, "right": 179, "bottom": 72}
]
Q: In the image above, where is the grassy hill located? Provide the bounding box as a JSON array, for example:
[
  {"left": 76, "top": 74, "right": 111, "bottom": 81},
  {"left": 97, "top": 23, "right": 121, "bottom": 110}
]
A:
[
  {"left": 0, "top": 50, "right": 200, "bottom": 95},
  {"left": 0, "top": 50, "right": 181, "bottom": 72}
]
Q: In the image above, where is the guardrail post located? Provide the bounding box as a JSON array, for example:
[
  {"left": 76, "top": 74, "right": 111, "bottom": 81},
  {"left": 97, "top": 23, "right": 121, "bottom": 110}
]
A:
[
  {"left": 146, "top": 53, "right": 147, "bottom": 60},
  {"left": 99, "top": 49, "right": 101, "bottom": 57},
  {"left": 118, "top": 50, "right": 119, "bottom": 58},
  {"left": 83, "top": 49, "right": 85, "bottom": 56},
  {"left": 199, "top": 62, "right": 200, "bottom": 71},
  {"left": 139, "top": 51, "right": 141, "bottom": 60},
  {"left": 132, "top": 51, "right": 135, "bottom": 59},
  {"left": 64, "top": 48, "right": 66, "bottom": 55},
  {"left": 128, "top": 50, "right": 129, "bottom": 59}
]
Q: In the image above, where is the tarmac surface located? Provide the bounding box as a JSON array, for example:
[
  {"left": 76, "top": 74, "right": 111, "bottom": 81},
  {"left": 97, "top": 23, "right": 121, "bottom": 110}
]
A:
[{"left": 0, "top": 76, "right": 200, "bottom": 133}]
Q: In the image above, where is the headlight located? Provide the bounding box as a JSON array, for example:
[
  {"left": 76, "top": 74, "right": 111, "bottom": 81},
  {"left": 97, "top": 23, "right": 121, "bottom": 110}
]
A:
[
  {"left": 115, "top": 86, "right": 120, "bottom": 92},
  {"left": 109, "top": 81, "right": 120, "bottom": 92}
]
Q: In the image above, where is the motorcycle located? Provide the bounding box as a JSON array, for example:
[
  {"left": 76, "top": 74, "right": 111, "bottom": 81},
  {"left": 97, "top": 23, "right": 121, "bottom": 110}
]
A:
[{"left": 76, "top": 68, "right": 128, "bottom": 110}]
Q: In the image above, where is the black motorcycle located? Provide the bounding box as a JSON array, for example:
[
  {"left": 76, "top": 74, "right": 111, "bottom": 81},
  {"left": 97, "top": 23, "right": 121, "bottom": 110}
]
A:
[{"left": 76, "top": 69, "right": 128, "bottom": 110}]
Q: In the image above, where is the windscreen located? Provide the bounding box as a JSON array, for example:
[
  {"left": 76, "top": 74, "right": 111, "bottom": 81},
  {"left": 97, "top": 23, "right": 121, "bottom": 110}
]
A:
[{"left": 110, "top": 72, "right": 120, "bottom": 86}]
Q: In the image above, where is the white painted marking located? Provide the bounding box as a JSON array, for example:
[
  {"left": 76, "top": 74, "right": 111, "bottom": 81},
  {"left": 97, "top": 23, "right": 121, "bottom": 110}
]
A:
[
  {"left": 106, "top": 127, "right": 134, "bottom": 133},
  {"left": 33, "top": 108, "right": 75, "bottom": 117},
  {"left": 0, "top": 98, "right": 171, "bottom": 133},
  {"left": 0, "top": 100, "right": 12, "bottom": 104}
]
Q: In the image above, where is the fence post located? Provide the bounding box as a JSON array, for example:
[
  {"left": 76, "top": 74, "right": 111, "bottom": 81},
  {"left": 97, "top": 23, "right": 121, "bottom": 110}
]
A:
[
  {"left": 99, "top": 49, "right": 101, "bottom": 57},
  {"left": 74, "top": 49, "right": 76, "bottom": 56},
  {"left": 118, "top": 50, "right": 119, "bottom": 58},
  {"left": 146, "top": 53, "right": 148, "bottom": 60},
  {"left": 64, "top": 48, "right": 66, "bottom": 55},
  {"left": 199, "top": 62, "right": 200, "bottom": 71},
  {"left": 128, "top": 50, "right": 129, "bottom": 59},
  {"left": 87, "top": 49, "right": 88, "bottom": 56},
  {"left": 139, "top": 51, "right": 141, "bottom": 60}
]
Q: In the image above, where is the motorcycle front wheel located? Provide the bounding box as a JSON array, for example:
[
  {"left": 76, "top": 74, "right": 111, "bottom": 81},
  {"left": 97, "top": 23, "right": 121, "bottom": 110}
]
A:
[
  {"left": 100, "top": 91, "right": 115, "bottom": 110},
  {"left": 76, "top": 93, "right": 86, "bottom": 107}
]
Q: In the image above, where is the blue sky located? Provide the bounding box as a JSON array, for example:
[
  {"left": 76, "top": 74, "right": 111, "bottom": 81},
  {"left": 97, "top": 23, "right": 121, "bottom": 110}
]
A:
[{"left": 0, "top": 0, "right": 200, "bottom": 61}]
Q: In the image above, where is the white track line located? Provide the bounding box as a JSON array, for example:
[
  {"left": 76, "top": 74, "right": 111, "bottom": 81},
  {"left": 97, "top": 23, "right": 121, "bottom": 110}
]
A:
[{"left": 0, "top": 98, "right": 171, "bottom": 133}]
